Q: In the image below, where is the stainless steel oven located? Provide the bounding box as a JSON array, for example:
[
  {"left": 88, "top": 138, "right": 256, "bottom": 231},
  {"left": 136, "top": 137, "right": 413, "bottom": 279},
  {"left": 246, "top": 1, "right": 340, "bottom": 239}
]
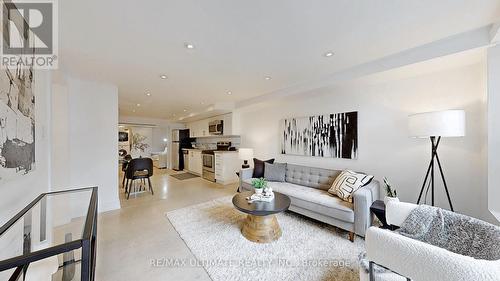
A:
[
  {"left": 202, "top": 151, "right": 215, "bottom": 182},
  {"left": 208, "top": 120, "right": 223, "bottom": 135}
]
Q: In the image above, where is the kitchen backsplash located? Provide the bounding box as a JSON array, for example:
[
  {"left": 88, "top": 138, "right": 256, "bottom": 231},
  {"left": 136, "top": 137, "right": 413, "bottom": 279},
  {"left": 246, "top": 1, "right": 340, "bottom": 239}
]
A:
[{"left": 192, "top": 136, "right": 241, "bottom": 150}]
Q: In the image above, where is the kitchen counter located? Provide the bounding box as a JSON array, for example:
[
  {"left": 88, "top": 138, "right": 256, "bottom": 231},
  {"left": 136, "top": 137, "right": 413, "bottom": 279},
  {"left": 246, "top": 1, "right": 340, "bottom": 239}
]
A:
[
  {"left": 214, "top": 151, "right": 240, "bottom": 185},
  {"left": 213, "top": 150, "right": 238, "bottom": 154}
]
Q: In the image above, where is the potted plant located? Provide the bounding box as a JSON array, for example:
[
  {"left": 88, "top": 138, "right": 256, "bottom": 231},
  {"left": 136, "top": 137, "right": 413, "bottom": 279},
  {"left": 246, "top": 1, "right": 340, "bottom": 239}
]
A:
[
  {"left": 251, "top": 178, "right": 267, "bottom": 195},
  {"left": 383, "top": 177, "right": 398, "bottom": 205}
]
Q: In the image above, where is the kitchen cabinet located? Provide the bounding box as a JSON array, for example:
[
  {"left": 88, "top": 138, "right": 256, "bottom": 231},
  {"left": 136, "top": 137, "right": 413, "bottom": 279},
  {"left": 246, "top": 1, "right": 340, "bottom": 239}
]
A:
[
  {"left": 199, "top": 120, "right": 209, "bottom": 137},
  {"left": 188, "top": 120, "right": 209, "bottom": 138},
  {"left": 188, "top": 122, "right": 197, "bottom": 137},
  {"left": 187, "top": 113, "right": 235, "bottom": 138},
  {"left": 188, "top": 150, "right": 203, "bottom": 175},
  {"left": 214, "top": 151, "right": 240, "bottom": 184},
  {"left": 188, "top": 123, "right": 194, "bottom": 137},
  {"left": 221, "top": 113, "right": 233, "bottom": 136}
]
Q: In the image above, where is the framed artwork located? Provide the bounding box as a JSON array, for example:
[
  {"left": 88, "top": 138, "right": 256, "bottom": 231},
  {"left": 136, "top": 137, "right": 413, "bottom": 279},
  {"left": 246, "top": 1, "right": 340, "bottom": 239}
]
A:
[
  {"left": 280, "top": 112, "right": 358, "bottom": 159},
  {"left": 0, "top": 7, "right": 36, "bottom": 182}
]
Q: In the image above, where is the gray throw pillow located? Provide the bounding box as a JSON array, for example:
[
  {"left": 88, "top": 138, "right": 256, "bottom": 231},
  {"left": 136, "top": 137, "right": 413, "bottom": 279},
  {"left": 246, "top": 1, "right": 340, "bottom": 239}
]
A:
[{"left": 264, "top": 162, "right": 287, "bottom": 182}]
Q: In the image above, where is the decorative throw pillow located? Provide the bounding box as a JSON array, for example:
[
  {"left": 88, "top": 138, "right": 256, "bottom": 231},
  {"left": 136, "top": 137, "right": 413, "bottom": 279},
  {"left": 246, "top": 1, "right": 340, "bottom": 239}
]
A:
[
  {"left": 264, "top": 162, "right": 287, "bottom": 182},
  {"left": 328, "top": 170, "right": 373, "bottom": 203},
  {"left": 253, "top": 158, "right": 275, "bottom": 178}
]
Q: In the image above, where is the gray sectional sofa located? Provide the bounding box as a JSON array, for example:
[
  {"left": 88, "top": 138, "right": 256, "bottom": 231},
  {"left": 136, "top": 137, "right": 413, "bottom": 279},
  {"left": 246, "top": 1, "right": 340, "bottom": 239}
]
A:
[{"left": 239, "top": 164, "right": 380, "bottom": 241}]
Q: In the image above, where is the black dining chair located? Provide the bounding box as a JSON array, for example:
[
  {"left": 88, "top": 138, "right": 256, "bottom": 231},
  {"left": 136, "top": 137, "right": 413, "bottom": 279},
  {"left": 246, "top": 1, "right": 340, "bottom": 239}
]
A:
[
  {"left": 121, "top": 154, "right": 133, "bottom": 188},
  {"left": 125, "top": 157, "right": 154, "bottom": 199}
]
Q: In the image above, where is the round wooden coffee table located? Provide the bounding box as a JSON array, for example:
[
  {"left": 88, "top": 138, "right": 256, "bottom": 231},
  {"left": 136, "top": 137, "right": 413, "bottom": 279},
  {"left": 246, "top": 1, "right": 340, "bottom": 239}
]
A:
[{"left": 232, "top": 191, "right": 291, "bottom": 243}]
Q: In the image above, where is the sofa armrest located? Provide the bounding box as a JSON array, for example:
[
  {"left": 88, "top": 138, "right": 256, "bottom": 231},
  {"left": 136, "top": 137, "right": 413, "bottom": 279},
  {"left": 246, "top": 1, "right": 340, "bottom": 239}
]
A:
[
  {"left": 366, "top": 227, "right": 500, "bottom": 281},
  {"left": 353, "top": 180, "right": 379, "bottom": 236},
  {"left": 238, "top": 168, "right": 254, "bottom": 192}
]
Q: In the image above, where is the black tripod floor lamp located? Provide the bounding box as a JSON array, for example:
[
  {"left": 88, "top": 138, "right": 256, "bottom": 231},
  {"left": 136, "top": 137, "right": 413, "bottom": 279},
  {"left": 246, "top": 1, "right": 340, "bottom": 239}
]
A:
[{"left": 408, "top": 109, "right": 466, "bottom": 212}]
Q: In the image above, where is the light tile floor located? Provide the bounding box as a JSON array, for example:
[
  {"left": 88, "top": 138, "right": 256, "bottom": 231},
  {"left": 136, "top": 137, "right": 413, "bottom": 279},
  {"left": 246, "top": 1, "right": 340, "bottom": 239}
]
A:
[{"left": 96, "top": 168, "right": 236, "bottom": 281}]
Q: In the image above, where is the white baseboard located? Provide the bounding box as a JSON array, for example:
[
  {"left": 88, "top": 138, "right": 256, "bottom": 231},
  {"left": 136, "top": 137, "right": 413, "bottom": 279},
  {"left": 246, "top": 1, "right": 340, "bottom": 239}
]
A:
[{"left": 99, "top": 200, "right": 121, "bottom": 213}]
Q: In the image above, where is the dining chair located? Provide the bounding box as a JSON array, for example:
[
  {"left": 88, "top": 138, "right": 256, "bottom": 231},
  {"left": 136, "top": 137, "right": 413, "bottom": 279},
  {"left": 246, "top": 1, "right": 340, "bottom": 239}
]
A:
[
  {"left": 121, "top": 154, "right": 132, "bottom": 188},
  {"left": 125, "top": 157, "right": 154, "bottom": 199}
]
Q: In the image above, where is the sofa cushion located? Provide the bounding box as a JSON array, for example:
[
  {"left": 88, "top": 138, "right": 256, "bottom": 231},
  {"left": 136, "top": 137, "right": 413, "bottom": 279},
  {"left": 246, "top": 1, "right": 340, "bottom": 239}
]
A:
[
  {"left": 329, "top": 170, "right": 374, "bottom": 203},
  {"left": 285, "top": 164, "right": 340, "bottom": 190},
  {"left": 264, "top": 162, "right": 287, "bottom": 182},
  {"left": 253, "top": 158, "right": 275, "bottom": 178},
  {"left": 242, "top": 179, "right": 354, "bottom": 223}
]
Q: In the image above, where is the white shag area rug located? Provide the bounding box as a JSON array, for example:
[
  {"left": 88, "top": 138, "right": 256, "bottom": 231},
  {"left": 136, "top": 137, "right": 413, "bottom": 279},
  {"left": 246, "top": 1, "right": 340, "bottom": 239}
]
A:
[{"left": 166, "top": 196, "right": 366, "bottom": 281}]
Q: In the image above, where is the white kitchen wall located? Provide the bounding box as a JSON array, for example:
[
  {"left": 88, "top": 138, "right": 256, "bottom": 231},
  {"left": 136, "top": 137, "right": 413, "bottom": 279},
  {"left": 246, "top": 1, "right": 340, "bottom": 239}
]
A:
[{"left": 235, "top": 61, "right": 495, "bottom": 223}]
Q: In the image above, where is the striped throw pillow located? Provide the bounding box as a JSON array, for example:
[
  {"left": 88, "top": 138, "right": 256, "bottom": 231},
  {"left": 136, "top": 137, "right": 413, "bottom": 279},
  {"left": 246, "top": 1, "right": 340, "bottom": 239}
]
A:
[{"left": 328, "top": 170, "right": 373, "bottom": 202}]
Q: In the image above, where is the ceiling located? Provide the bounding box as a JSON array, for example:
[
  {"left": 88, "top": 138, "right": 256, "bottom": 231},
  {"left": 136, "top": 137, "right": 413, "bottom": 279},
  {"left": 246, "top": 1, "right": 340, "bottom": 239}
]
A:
[{"left": 58, "top": 0, "right": 500, "bottom": 120}]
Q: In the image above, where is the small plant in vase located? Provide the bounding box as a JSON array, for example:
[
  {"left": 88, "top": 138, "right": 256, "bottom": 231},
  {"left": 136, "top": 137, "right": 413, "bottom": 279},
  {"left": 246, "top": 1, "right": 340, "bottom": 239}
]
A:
[
  {"left": 383, "top": 177, "right": 398, "bottom": 205},
  {"left": 251, "top": 178, "right": 267, "bottom": 195}
]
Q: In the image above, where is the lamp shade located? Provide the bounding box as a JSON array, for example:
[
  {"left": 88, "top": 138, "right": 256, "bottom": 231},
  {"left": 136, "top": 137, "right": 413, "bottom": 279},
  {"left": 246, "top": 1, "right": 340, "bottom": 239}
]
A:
[
  {"left": 408, "top": 110, "right": 465, "bottom": 138},
  {"left": 238, "top": 148, "right": 254, "bottom": 160}
]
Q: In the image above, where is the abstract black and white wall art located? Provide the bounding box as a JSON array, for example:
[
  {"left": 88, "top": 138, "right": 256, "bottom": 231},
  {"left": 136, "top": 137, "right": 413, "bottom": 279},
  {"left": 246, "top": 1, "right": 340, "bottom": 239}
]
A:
[
  {"left": 0, "top": 66, "right": 36, "bottom": 182},
  {"left": 280, "top": 112, "right": 358, "bottom": 159},
  {"left": 0, "top": 3, "right": 36, "bottom": 182}
]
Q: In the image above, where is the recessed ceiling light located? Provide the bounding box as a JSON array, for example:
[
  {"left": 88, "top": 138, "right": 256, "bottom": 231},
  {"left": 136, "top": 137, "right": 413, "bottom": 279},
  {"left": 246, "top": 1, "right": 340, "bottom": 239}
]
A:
[
  {"left": 146, "top": 92, "right": 151, "bottom": 96},
  {"left": 227, "top": 91, "right": 232, "bottom": 95},
  {"left": 264, "top": 76, "right": 272, "bottom": 80},
  {"left": 185, "top": 43, "right": 195, "bottom": 49},
  {"left": 183, "top": 109, "right": 187, "bottom": 112},
  {"left": 160, "top": 74, "right": 168, "bottom": 79},
  {"left": 132, "top": 109, "right": 136, "bottom": 113},
  {"left": 136, "top": 103, "right": 141, "bottom": 107},
  {"left": 324, "top": 51, "right": 334, "bottom": 57}
]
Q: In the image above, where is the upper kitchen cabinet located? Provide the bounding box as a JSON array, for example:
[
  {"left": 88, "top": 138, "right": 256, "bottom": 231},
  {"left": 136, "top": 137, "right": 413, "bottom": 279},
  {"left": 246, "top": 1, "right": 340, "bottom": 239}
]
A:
[
  {"left": 187, "top": 113, "right": 235, "bottom": 138},
  {"left": 187, "top": 122, "right": 195, "bottom": 137},
  {"left": 221, "top": 113, "right": 233, "bottom": 136},
  {"left": 188, "top": 119, "right": 208, "bottom": 137}
]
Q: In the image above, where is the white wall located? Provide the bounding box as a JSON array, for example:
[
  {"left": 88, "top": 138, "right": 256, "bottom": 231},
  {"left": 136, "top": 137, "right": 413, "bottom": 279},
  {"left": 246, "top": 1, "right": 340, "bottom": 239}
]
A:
[
  {"left": 235, "top": 62, "right": 495, "bottom": 223},
  {"left": 67, "top": 77, "right": 120, "bottom": 212},
  {"left": 119, "top": 116, "right": 185, "bottom": 168},
  {"left": 487, "top": 45, "right": 500, "bottom": 221},
  {"left": 0, "top": 71, "right": 52, "bottom": 225},
  {"left": 52, "top": 76, "right": 120, "bottom": 213},
  {"left": 51, "top": 83, "right": 70, "bottom": 191}
]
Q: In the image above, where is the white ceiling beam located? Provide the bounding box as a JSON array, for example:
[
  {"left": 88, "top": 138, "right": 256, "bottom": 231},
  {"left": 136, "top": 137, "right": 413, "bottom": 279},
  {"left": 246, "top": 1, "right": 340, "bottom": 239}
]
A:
[{"left": 237, "top": 25, "right": 492, "bottom": 108}]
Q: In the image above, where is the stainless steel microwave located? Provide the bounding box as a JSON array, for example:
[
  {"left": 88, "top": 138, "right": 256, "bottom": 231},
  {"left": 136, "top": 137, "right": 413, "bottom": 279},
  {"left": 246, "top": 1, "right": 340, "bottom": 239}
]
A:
[{"left": 208, "top": 120, "right": 223, "bottom": 135}]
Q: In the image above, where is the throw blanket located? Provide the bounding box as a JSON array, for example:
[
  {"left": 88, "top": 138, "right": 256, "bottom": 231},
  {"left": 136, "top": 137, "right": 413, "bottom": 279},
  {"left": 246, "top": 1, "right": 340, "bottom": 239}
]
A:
[{"left": 397, "top": 205, "right": 500, "bottom": 260}]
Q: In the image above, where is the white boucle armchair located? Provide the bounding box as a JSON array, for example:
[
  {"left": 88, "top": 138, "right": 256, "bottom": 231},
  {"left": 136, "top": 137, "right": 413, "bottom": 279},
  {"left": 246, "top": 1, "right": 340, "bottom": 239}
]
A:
[{"left": 362, "top": 200, "right": 500, "bottom": 281}]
